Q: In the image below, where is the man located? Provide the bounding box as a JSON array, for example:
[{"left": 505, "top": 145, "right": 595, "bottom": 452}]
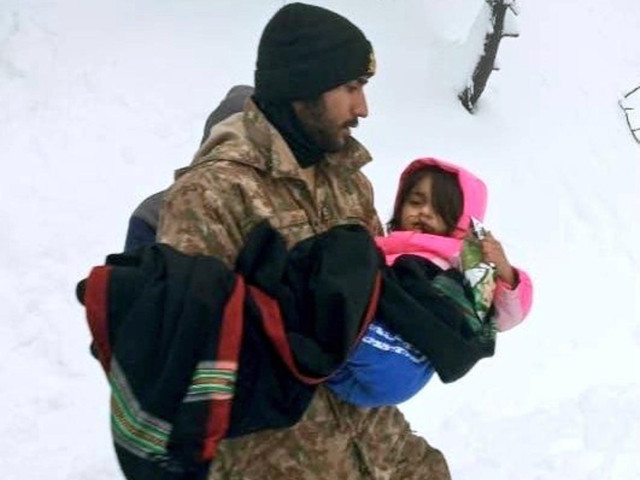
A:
[{"left": 157, "top": 3, "right": 451, "bottom": 479}]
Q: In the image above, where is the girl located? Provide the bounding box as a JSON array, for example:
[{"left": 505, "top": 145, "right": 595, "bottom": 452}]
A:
[{"left": 327, "top": 157, "right": 533, "bottom": 406}]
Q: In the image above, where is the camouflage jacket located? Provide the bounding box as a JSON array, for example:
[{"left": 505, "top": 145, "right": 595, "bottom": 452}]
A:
[
  {"left": 157, "top": 98, "right": 382, "bottom": 267},
  {"left": 157, "top": 99, "right": 450, "bottom": 480}
]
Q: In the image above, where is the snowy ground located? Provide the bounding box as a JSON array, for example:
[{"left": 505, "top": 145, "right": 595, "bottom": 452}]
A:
[{"left": 1, "top": 1, "right": 639, "bottom": 479}]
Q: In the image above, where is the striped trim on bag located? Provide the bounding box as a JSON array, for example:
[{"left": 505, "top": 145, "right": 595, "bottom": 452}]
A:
[
  {"left": 110, "top": 359, "right": 171, "bottom": 460},
  {"left": 185, "top": 360, "right": 238, "bottom": 402}
]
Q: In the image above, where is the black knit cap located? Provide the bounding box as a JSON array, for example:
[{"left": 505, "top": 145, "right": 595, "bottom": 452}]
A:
[{"left": 255, "top": 2, "right": 375, "bottom": 101}]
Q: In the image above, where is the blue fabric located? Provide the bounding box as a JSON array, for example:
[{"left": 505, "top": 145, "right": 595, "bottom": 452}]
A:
[
  {"left": 327, "top": 319, "right": 435, "bottom": 407},
  {"left": 124, "top": 216, "right": 157, "bottom": 253}
]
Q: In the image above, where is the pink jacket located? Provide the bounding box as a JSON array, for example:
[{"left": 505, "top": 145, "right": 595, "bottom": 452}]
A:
[{"left": 376, "top": 157, "right": 533, "bottom": 331}]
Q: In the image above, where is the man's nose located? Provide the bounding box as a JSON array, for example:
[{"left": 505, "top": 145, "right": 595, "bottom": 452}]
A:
[{"left": 353, "top": 90, "right": 368, "bottom": 118}]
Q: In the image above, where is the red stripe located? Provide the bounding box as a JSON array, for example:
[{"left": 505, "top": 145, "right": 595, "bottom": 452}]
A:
[
  {"left": 201, "top": 275, "right": 245, "bottom": 461},
  {"left": 84, "top": 266, "right": 113, "bottom": 373},
  {"left": 248, "top": 286, "right": 321, "bottom": 384},
  {"left": 248, "top": 271, "right": 383, "bottom": 384}
]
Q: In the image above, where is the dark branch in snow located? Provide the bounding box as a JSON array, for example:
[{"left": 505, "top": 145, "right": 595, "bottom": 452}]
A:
[
  {"left": 459, "top": 0, "right": 519, "bottom": 113},
  {"left": 618, "top": 86, "right": 640, "bottom": 144},
  {"left": 623, "top": 85, "right": 640, "bottom": 99}
]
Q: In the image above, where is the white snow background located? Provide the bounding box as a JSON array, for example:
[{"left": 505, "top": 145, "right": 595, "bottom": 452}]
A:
[{"left": 1, "top": 1, "right": 639, "bottom": 479}]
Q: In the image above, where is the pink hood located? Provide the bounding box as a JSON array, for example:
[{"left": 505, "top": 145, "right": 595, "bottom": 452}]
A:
[{"left": 377, "top": 157, "right": 488, "bottom": 266}]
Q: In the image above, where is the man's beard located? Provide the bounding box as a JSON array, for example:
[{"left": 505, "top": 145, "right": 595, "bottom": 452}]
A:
[{"left": 296, "top": 100, "right": 357, "bottom": 153}]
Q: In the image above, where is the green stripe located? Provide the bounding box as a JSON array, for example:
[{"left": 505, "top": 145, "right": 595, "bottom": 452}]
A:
[
  {"left": 108, "top": 372, "right": 170, "bottom": 458},
  {"left": 192, "top": 370, "right": 236, "bottom": 381},
  {"left": 110, "top": 378, "right": 170, "bottom": 440},
  {"left": 111, "top": 407, "right": 167, "bottom": 455},
  {"left": 187, "top": 384, "right": 234, "bottom": 394}
]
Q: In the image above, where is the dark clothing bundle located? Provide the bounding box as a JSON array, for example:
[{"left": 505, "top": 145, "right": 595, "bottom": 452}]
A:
[
  {"left": 76, "top": 223, "right": 494, "bottom": 480},
  {"left": 78, "top": 223, "right": 381, "bottom": 479}
]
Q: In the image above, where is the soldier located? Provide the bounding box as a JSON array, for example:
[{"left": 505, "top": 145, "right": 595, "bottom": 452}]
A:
[{"left": 157, "top": 3, "right": 451, "bottom": 479}]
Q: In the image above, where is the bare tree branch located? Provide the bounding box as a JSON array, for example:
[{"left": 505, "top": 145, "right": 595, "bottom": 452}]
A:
[
  {"left": 623, "top": 85, "right": 640, "bottom": 99},
  {"left": 459, "top": 0, "right": 518, "bottom": 113},
  {"left": 618, "top": 90, "right": 640, "bottom": 144}
]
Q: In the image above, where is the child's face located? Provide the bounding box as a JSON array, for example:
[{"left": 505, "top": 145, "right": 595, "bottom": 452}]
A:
[{"left": 399, "top": 175, "right": 449, "bottom": 235}]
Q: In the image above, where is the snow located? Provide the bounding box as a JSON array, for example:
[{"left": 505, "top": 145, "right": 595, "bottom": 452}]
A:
[{"left": 1, "top": 1, "right": 639, "bottom": 479}]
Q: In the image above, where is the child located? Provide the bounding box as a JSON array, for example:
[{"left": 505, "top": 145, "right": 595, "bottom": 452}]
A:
[{"left": 327, "top": 157, "right": 533, "bottom": 406}]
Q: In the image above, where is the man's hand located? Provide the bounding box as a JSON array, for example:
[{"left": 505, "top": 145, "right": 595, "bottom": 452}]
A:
[{"left": 481, "top": 231, "right": 517, "bottom": 288}]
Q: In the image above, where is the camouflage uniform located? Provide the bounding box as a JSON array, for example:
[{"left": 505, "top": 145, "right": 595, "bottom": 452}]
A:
[{"left": 157, "top": 99, "right": 451, "bottom": 480}]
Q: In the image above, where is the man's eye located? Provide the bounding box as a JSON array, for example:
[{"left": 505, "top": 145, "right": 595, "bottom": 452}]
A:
[{"left": 345, "top": 83, "right": 360, "bottom": 93}]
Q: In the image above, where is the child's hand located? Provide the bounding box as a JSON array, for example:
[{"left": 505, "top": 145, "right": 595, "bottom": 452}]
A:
[{"left": 481, "top": 232, "right": 517, "bottom": 288}]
